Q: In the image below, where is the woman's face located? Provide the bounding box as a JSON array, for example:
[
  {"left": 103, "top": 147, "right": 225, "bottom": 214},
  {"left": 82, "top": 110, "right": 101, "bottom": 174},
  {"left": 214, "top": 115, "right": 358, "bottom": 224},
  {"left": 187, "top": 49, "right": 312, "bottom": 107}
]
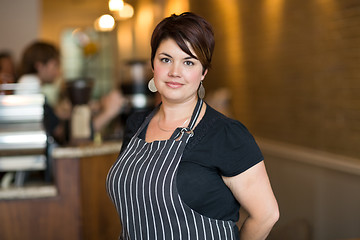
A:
[{"left": 153, "top": 38, "right": 207, "bottom": 104}]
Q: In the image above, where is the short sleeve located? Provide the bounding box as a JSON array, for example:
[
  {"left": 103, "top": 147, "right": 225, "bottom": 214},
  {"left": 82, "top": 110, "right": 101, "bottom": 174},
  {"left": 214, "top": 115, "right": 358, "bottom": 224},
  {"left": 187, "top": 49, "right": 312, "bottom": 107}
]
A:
[{"left": 212, "top": 119, "right": 263, "bottom": 177}]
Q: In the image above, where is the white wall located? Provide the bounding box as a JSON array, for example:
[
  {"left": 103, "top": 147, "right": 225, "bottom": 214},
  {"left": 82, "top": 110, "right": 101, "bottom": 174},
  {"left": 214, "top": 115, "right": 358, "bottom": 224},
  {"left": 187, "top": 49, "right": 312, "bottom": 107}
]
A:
[
  {"left": 0, "top": 0, "right": 40, "bottom": 62},
  {"left": 259, "top": 139, "right": 360, "bottom": 240}
]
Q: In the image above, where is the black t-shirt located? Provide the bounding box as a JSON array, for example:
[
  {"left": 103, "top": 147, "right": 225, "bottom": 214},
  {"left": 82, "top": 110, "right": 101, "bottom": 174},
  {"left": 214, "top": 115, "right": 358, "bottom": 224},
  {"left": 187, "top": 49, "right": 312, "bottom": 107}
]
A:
[
  {"left": 43, "top": 100, "right": 70, "bottom": 145},
  {"left": 120, "top": 103, "right": 263, "bottom": 222}
]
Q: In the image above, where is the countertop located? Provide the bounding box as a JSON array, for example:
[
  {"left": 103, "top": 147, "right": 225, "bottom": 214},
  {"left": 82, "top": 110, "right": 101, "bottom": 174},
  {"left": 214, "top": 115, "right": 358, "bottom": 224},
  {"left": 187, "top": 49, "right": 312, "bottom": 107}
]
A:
[
  {"left": 51, "top": 141, "right": 122, "bottom": 159},
  {"left": 0, "top": 184, "right": 57, "bottom": 200},
  {"left": 0, "top": 141, "right": 122, "bottom": 200}
]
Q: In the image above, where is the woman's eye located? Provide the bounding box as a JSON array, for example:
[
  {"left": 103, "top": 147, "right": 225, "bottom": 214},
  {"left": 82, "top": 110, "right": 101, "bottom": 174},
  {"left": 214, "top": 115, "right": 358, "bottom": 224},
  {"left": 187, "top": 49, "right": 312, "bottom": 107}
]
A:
[
  {"left": 161, "top": 58, "right": 171, "bottom": 63},
  {"left": 184, "top": 61, "right": 194, "bottom": 66}
]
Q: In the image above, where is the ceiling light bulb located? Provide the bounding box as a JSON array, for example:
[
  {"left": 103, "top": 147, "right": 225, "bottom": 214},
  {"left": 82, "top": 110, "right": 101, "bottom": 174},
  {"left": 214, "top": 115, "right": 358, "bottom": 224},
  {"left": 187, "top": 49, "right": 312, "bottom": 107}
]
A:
[
  {"left": 94, "top": 14, "right": 115, "bottom": 32},
  {"left": 118, "top": 3, "right": 134, "bottom": 19},
  {"left": 109, "top": 0, "right": 124, "bottom": 11}
]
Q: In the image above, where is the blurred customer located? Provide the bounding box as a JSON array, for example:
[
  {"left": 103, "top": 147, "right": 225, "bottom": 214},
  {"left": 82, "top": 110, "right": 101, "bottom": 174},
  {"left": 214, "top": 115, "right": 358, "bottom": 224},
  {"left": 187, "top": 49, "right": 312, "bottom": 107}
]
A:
[
  {"left": 0, "top": 51, "right": 17, "bottom": 94},
  {"left": 17, "top": 41, "right": 70, "bottom": 144},
  {"left": 17, "top": 42, "right": 60, "bottom": 94},
  {"left": 17, "top": 41, "right": 125, "bottom": 144}
]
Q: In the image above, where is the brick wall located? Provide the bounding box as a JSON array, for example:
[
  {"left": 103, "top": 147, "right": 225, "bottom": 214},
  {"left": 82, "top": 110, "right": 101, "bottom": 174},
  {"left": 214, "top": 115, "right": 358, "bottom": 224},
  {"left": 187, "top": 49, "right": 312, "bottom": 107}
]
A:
[{"left": 192, "top": 0, "right": 360, "bottom": 159}]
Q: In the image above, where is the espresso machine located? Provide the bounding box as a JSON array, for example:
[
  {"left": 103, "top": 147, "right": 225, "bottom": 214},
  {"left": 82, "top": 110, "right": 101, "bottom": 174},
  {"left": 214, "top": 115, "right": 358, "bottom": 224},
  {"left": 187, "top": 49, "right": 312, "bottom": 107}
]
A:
[
  {"left": 0, "top": 86, "right": 47, "bottom": 187},
  {"left": 120, "top": 60, "right": 156, "bottom": 118}
]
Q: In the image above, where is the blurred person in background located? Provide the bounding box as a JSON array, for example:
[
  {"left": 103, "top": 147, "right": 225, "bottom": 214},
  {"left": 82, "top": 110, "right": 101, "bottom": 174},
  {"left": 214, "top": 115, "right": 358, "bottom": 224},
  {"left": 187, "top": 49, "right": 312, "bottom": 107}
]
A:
[
  {"left": 0, "top": 51, "right": 17, "bottom": 94},
  {"left": 17, "top": 41, "right": 125, "bottom": 144}
]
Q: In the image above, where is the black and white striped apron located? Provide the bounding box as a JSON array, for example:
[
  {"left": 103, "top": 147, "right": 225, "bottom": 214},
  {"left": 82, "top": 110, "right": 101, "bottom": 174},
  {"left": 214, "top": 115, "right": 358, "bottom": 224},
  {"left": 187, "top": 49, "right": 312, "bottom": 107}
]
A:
[{"left": 106, "top": 99, "right": 237, "bottom": 239}]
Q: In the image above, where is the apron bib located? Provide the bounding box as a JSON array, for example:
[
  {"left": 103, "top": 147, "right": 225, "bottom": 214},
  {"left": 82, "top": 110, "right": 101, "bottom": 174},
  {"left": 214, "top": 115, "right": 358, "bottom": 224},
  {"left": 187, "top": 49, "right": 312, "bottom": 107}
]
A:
[{"left": 107, "top": 99, "right": 237, "bottom": 239}]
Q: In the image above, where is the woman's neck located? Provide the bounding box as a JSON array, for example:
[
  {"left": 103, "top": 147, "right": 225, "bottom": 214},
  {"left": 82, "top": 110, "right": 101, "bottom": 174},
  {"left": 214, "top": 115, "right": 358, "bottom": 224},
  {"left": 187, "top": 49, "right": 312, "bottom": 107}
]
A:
[{"left": 159, "top": 97, "right": 198, "bottom": 122}]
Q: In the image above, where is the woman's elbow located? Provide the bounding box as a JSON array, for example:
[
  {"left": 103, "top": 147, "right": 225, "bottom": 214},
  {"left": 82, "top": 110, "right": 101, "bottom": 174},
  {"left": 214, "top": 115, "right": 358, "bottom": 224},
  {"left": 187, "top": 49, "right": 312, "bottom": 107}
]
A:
[
  {"left": 271, "top": 207, "right": 280, "bottom": 226},
  {"left": 266, "top": 203, "right": 280, "bottom": 228}
]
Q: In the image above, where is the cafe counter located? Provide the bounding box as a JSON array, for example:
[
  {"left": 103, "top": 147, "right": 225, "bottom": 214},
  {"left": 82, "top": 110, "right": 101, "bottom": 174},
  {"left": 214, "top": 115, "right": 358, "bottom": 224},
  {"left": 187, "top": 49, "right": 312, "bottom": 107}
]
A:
[{"left": 0, "top": 141, "right": 122, "bottom": 240}]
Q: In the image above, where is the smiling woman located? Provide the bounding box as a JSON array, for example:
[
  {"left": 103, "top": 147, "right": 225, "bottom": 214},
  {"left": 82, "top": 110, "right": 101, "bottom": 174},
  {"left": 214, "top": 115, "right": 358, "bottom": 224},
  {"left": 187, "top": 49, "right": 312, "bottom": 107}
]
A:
[
  {"left": 152, "top": 38, "right": 206, "bottom": 105},
  {"left": 106, "top": 12, "right": 279, "bottom": 240}
]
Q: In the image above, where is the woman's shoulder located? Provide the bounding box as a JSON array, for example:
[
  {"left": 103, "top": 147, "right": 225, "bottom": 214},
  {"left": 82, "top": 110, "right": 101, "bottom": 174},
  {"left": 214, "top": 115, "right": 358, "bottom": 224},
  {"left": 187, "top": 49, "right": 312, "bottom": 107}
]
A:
[
  {"left": 191, "top": 103, "right": 263, "bottom": 177},
  {"left": 119, "top": 108, "right": 154, "bottom": 153},
  {"left": 125, "top": 108, "right": 154, "bottom": 131},
  {"left": 189, "top": 103, "right": 253, "bottom": 150},
  {"left": 200, "top": 104, "right": 252, "bottom": 137},
  {"left": 16, "top": 74, "right": 41, "bottom": 94}
]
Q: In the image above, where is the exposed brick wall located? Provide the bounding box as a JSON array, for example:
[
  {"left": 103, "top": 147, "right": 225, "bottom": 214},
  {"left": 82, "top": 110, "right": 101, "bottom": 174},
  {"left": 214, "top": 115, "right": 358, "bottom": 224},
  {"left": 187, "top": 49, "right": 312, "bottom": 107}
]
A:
[{"left": 192, "top": 0, "right": 360, "bottom": 158}]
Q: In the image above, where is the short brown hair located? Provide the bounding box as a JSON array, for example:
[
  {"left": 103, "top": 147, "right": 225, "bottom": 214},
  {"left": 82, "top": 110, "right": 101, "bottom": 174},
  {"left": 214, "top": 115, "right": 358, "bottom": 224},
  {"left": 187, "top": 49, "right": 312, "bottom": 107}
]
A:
[
  {"left": 20, "top": 41, "right": 59, "bottom": 75},
  {"left": 150, "top": 12, "right": 215, "bottom": 74}
]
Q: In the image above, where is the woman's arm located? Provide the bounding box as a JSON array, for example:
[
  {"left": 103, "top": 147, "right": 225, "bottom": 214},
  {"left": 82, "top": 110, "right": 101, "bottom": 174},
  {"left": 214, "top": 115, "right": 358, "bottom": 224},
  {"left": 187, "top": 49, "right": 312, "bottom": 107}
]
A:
[
  {"left": 92, "top": 90, "right": 125, "bottom": 132},
  {"left": 222, "top": 161, "right": 279, "bottom": 240}
]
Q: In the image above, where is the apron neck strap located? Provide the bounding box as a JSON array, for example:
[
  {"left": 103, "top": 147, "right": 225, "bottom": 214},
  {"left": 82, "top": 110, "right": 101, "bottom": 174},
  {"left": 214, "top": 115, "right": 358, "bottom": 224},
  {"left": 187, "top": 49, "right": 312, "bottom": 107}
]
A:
[
  {"left": 187, "top": 98, "right": 203, "bottom": 130},
  {"left": 134, "top": 98, "right": 203, "bottom": 140},
  {"left": 170, "top": 98, "right": 203, "bottom": 140}
]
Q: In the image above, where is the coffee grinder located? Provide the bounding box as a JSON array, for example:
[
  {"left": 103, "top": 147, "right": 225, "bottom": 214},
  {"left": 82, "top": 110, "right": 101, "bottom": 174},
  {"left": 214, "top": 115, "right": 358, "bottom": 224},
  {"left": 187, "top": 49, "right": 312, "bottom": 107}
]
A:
[{"left": 66, "top": 77, "right": 93, "bottom": 144}]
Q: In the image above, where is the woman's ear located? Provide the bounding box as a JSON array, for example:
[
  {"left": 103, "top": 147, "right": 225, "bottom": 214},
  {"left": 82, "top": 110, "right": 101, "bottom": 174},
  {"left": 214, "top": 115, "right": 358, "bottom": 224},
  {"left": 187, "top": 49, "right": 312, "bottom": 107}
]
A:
[{"left": 201, "top": 69, "right": 208, "bottom": 80}]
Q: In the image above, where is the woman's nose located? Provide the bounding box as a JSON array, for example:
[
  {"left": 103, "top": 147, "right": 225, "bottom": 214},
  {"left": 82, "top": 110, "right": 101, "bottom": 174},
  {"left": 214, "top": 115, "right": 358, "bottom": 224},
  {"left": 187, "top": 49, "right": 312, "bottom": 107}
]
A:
[{"left": 168, "top": 63, "right": 181, "bottom": 77}]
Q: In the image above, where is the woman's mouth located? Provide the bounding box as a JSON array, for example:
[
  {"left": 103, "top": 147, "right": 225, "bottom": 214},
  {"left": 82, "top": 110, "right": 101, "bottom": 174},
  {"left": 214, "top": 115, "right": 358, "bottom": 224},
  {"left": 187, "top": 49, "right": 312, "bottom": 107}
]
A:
[{"left": 166, "top": 81, "right": 183, "bottom": 89}]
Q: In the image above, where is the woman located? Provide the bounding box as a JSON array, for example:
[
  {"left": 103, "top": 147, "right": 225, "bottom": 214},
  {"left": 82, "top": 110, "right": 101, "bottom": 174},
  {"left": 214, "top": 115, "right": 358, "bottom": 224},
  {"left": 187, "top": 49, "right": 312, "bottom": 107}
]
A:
[{"left": 107, "top": 12, "right": 279, "bottom": 240}]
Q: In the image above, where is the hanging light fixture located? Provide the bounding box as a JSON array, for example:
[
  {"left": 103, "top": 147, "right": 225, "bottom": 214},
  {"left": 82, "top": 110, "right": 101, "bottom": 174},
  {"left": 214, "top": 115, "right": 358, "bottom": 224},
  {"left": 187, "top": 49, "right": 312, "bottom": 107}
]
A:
[
  {"left": 118, "top": 3, "right": 134, "bottom": 19},
  {"left": 94, "top": 14, "right": 115, "bottom": 32},
  {"left": 94, "top": 0, "right": 133, "bottom": 31},
  {"left": 108, "top": 0, "right": 124, "bottom": 11}
]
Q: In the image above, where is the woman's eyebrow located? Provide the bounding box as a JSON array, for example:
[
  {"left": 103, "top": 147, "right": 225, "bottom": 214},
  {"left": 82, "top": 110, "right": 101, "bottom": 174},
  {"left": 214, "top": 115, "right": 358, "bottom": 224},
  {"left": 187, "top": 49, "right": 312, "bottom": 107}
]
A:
[
  {"left": 159, "top": 52, "right": 172, "bottom": 58},
  {"left": 159, "top": 52, "right": 197, "bottom": 60}
]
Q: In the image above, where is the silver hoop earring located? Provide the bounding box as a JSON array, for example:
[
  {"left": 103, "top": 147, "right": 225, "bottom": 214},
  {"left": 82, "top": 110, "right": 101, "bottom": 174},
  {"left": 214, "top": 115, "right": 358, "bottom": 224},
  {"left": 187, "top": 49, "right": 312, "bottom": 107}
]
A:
[
  {"left": 198, "top": 81, "right": 205, "bottom": 99},
  {"left": 148, "top": 78, "right": 157, "bottom": 93}
]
